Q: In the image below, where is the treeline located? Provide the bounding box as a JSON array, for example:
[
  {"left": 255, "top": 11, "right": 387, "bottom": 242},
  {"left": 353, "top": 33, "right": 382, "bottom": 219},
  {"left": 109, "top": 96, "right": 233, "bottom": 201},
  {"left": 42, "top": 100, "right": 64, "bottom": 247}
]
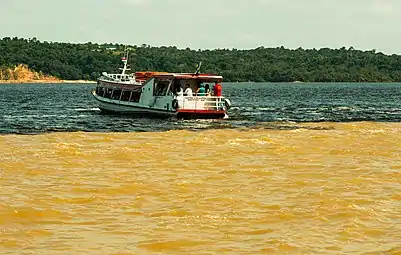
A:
[{"left": 1, "top": 37, "right": 401, "bottom": 82}]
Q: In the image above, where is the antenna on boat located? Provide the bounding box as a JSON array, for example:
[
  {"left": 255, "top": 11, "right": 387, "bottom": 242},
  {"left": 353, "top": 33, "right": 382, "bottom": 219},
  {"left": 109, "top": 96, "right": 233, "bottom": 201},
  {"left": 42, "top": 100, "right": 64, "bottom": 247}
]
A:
[
  {"left": 119, "top": 47, "right": 131, "bottom": 75},
  {"left": 194, "top": 61, "right": 202, "bottom": 75}
]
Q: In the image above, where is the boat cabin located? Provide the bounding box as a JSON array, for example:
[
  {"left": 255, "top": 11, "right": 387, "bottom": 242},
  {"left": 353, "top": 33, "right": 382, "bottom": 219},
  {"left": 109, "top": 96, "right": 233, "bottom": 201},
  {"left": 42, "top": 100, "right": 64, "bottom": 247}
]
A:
[
  {"left": 150, "top": 73, "right": 227, "bottom": 115},
  {"left": 152, "top": 73, "right": 222, "bottom": 95}
]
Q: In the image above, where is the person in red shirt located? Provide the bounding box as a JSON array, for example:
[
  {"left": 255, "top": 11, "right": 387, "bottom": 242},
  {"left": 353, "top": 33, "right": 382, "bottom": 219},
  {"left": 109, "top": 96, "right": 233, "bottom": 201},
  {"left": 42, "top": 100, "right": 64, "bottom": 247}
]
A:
[{"left": 213, "top": 82, "right": 222, "bottom": 96}]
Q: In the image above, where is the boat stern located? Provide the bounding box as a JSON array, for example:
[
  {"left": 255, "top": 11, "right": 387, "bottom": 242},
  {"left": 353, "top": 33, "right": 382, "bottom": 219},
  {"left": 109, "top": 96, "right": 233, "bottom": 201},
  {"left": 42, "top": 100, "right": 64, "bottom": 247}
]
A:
[{"left": 174, "top": 96, "right": 230, "bottom": 119}]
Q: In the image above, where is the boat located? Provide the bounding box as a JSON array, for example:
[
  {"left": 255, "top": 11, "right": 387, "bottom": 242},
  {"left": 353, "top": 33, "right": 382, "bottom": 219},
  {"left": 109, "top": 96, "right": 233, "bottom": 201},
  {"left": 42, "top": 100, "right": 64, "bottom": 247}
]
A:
[{"left": 92, "top": 59, "right": 232, "bottom": 119}]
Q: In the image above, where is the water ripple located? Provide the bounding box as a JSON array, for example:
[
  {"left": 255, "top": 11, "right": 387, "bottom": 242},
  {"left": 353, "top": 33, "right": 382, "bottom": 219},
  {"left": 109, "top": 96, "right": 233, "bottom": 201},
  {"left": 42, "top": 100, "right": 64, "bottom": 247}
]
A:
[{"left": 1, "top": 82, "right": 401, "bottom": 134}]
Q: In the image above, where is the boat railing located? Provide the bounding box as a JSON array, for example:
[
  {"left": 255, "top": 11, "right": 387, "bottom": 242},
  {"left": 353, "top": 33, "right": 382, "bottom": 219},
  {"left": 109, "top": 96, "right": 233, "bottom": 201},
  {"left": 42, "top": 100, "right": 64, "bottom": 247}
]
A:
[{"left": 176, "top": 96, "right": 226, "bottom": 111}]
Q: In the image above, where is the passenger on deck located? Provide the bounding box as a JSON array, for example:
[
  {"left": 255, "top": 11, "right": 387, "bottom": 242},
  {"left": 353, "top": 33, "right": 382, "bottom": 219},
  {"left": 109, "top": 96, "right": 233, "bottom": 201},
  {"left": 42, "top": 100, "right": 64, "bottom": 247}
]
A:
[
  {"left": 213, "top": 82, "right": 222, "bottom": 96},
  {"left": 205, "top": 84, "right": 211, "bottom": 96},
  {"left": 184, "top": 84, "right": 193, "bottom": 96},
  {"left": 196, "top": 83, "right": 206, "bottom": 96},
  {"left": 176, "top": 86, "right": 184, "bottom": 97}
]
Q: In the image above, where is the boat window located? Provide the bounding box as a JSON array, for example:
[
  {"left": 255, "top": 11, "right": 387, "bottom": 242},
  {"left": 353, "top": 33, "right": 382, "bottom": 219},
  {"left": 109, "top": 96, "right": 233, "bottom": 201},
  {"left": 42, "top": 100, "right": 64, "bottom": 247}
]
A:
[
  {"left": 154, "top": 80, "right": 170, "bottom": 96},
  {"left": 112, "top": 89, "right": 122, "bottom": 100},
  {"left": 122, "top": 75, "right": 130, "bottom": 82},
  {"left": 121, "top": 90, "right": 131, "bottom": 101},
  {"left": 130, "top": 91, "right": 141, "bottom": 103},
  {"left": 103, "top": 88, "right": 112, "bottom": 98},
  {"left": 171, "top": 80, "right": 182, "bottom": 95},
  {"left": 96, "top": 87, "right": 106, "bottom": 97}
]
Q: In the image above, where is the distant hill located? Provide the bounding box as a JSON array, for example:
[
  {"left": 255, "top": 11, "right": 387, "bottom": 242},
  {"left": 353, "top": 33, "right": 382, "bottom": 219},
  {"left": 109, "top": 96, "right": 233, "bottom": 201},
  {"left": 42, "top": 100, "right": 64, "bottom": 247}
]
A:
[{"left": 1, "top": 37, "right": 401, "bottom": 82}]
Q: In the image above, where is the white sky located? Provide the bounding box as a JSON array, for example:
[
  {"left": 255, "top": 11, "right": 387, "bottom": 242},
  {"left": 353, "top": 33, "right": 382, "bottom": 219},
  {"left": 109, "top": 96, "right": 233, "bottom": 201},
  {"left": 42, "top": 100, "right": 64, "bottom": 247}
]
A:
[{"left": 1, "top": 0, "right": 401, "bottom": 54}]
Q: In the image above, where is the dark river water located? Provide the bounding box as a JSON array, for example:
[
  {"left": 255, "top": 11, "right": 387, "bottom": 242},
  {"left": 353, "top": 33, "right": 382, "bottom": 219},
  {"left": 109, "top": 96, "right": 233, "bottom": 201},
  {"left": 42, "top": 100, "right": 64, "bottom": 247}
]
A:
[{"left": 1, "top": 82, "right": 401, "bottom": 134}]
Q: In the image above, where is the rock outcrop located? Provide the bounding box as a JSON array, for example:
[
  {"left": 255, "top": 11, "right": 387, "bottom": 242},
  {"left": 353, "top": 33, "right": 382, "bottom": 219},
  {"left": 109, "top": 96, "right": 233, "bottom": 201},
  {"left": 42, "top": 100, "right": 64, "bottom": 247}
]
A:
[{"left": 0, "top": 64, "right": 59, "bottom": 83}]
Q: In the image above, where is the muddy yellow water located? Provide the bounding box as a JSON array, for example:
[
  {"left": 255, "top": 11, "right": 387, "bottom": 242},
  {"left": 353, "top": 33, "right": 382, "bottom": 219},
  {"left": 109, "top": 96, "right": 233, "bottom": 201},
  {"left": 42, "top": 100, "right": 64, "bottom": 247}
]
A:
[{"left": 1, "top": 122, "right": 401, "bottom": 254}]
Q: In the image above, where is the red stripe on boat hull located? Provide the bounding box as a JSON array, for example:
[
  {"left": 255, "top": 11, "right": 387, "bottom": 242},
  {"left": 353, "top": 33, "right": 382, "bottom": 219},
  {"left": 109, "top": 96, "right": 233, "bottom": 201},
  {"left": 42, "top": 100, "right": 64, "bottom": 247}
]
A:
[
  {"left": 177, "top": 109, "right": 226, "bottom": 114},
  {"left": 176, "top": 109, "right": 226, "bottom": 119}
]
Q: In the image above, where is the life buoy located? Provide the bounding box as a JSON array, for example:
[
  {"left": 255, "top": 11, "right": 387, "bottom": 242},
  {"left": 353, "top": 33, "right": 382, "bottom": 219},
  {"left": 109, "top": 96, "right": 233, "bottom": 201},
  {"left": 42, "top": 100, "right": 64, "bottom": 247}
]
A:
[
  {"left": 224, "top": 98, "right": 231, "bottom": 109},
  {"left": 172, "top": 99, "right": 179, "bottom": 109}
]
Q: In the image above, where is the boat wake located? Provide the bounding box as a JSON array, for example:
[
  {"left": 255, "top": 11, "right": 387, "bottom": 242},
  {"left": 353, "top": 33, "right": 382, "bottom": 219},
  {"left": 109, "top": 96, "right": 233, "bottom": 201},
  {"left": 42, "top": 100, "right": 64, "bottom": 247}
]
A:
[{"left": 73, "top": 108, "right": 101, "bottom": 112}]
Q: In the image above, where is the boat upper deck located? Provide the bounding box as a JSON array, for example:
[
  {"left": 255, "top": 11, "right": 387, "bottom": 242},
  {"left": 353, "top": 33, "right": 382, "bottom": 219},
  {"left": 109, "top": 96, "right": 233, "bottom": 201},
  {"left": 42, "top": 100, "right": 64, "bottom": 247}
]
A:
[{"left": 151, "top": 73, "right": 223, "bottom": 82}]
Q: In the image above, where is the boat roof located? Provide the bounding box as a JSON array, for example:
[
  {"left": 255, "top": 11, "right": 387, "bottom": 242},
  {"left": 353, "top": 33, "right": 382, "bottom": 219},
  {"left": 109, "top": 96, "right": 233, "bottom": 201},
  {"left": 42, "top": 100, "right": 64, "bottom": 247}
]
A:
[{"left": 152, "top": 73, "right": 223, "bottom": 81}]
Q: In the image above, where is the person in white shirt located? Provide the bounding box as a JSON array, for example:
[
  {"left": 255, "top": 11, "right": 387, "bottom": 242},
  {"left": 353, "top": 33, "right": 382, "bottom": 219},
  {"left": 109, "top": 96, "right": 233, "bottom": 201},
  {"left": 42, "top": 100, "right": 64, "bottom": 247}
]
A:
[
  {"left": 184, "top": 84, "right": 193, "bottom": 96},
  {"left": 176, "top": 86, "right": 184, "bottom": 97},
  {"left": 175, "top": 86, "right": 184, "bottom": 109}
]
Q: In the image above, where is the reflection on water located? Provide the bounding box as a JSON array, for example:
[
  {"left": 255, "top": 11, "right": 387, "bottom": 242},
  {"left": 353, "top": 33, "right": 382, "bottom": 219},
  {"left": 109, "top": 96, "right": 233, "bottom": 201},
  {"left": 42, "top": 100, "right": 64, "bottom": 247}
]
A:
[{"left": 1, "top": 122, "right": 401, "bottom": 254}]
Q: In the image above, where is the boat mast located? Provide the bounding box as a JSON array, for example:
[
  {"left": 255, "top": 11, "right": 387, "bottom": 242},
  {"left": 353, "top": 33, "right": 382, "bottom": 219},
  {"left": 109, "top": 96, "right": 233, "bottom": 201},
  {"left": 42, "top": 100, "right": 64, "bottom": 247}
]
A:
[
  {"left": 119, "top": 48, "right": 131, "bottom": 76},
  {"left": 194, "top": 61, "right": 202, "bottom": 75}
]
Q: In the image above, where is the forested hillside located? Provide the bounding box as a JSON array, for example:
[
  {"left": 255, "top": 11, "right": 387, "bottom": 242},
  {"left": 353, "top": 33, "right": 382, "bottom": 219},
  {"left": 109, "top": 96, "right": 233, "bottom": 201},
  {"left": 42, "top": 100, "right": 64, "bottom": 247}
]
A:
[{"left": 1, "top": 37, "right": 400, "bottom": 82}]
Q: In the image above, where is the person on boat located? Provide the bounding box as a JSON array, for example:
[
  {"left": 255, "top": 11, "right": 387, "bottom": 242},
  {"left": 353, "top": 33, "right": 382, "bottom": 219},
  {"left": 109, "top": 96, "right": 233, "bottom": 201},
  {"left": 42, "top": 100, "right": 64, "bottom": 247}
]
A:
[
  {"left": 175, "top": 86, "right": 184, "bottom": 109},
  {"left": 205, "top": 84, "right": 211, "bottom": 96},
  {"left": 184, "top": 84, "right": 193, "bottom": 96},
  {"left": 175, "top": 86, "right": 184, "bottom": 97},
  {"left": 196, "top": 83, "right": 206, "bottom": 96},
  {"left": 213, "top": 82, "right": 222, "bottom": 96}
]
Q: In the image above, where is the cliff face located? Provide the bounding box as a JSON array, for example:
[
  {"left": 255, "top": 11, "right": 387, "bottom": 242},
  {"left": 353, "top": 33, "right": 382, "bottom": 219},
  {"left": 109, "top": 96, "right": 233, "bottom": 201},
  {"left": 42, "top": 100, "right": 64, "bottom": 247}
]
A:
[{"left": 0, "top": 64, "right": 59, "bottom": 82}]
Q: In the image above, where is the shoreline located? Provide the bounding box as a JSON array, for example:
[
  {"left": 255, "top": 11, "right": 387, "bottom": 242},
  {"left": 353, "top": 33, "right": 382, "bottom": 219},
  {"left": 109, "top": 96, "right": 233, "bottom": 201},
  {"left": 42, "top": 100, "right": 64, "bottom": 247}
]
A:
[
  {"left": 1, "top": 80, "right": 399, "bottom": 84},
  {"left": 0, "top": 79, "right": 96, "bottom": 84}
]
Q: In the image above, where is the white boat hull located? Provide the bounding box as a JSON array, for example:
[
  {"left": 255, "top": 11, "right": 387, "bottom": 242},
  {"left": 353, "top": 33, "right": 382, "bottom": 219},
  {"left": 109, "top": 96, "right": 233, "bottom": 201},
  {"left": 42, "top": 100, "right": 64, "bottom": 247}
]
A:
[
  {"left": 93, "top": 92, "right": 177, "bottom": 117},
  {"left": 92, "top": 92, "right": 228, "bottom": 119}
]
